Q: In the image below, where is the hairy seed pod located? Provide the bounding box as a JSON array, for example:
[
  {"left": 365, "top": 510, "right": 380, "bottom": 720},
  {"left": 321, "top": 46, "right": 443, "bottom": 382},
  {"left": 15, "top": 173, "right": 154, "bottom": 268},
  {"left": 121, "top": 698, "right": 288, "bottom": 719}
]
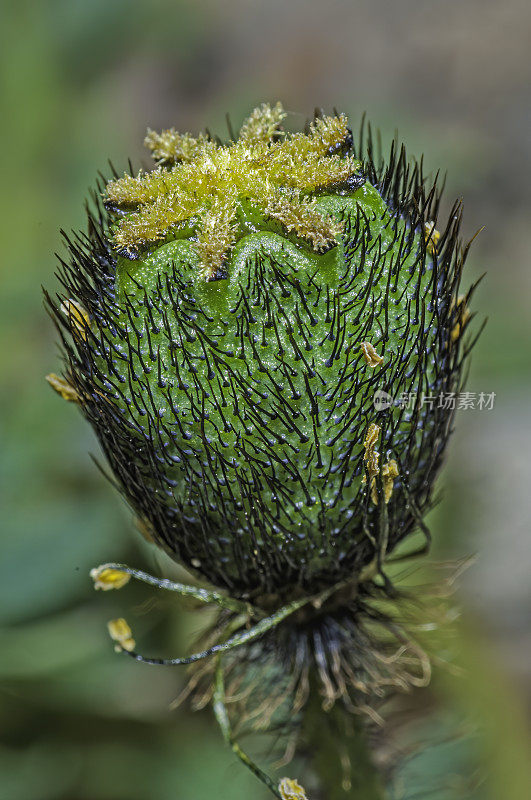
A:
[
  {"left": 45, "top": 104, "right": 478, "bottom": 794},
  {"left": 46, "top": 105, "right": 473, "bottom": 600}
]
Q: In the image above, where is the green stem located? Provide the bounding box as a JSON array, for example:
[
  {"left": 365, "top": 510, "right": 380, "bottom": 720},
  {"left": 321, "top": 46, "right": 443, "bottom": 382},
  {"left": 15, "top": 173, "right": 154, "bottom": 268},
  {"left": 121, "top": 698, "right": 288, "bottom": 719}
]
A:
[{"left": 302, "top": 681, "right": 387, "bottom": 800}]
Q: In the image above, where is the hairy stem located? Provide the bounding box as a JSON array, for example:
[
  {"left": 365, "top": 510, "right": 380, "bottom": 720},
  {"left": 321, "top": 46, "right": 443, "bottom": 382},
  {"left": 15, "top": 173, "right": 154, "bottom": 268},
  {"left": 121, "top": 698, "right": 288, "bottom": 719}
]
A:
[{"left": 302, "top": 680, "right": 387, "bottom": 800}]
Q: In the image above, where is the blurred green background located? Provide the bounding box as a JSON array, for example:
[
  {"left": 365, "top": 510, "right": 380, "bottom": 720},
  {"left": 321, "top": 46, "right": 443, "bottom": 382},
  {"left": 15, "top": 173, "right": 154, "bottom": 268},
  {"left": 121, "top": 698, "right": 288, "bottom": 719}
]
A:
[{"left": 1, "top": 1, "right": 530, "bottom": 798}]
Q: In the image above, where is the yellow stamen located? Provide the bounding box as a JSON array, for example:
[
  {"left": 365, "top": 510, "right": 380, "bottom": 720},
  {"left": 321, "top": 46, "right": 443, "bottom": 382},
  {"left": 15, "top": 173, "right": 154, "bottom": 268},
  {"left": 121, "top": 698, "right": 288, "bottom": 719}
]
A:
[
  {"left": 362, "top": 425, "right": 397, "bottom": 503},
  {"left": 363, "top": 423, "right": 381, "bottom": 483},
  {"left": 107, "top": 618, "right": 135, "bottom": 652},
  {"left": 279, "top": 777, "right": 309, "bottom": 800},
  {"left": 90, "top": 565, "right": 131, "bottom": 591},
  {"left": 381, "top": 459, "right": 399, "bottom": 504}
]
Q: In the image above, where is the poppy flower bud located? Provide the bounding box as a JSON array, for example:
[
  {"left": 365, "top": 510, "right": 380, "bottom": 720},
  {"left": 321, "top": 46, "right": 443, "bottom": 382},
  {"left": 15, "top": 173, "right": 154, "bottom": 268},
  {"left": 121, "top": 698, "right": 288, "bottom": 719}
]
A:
[
  {"left": 47, "top": 103, "right": 472, "bottom": 598},
  {"left": 46, "top": 103, "right": 478, "bottom": 795}
]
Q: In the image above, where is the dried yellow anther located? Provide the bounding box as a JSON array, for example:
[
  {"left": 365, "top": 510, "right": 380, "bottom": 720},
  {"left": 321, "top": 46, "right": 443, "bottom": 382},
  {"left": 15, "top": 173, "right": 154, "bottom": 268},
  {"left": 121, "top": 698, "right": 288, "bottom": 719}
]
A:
[
  {"left": 381, "top": 459, "right": 399, "bottom": 504},
  {"left": 107, "top": 618, "right": 135, "bottom": 652},
  {"left": 60, "top": 299, "right": 90, "bottom": 340},
  {"left": 279, "top": 777, "right": 309, "bottom": 800},
  {"left": 363, "top": 422, "right": 380, "bottom": 451},
  {"left": 360, "top": 341, "right": 384, "bottom": 367},
  {"left": 90, "top": 565, "right": 131, "bottom": 591},
  {"left": 362, "top": 425, "right": 397, "bottom": 503},
  {"left": 46, "top": 373, "right": 80, "bottom": 403},
  {"left": 451, "top": 295, "right": 471, "bottom": 341},
  {"left": 363, "top": 422, "right": 381, "bottom": 483},
  {"left": 424, "top": 221, "right": 440, "bottom": 254}
]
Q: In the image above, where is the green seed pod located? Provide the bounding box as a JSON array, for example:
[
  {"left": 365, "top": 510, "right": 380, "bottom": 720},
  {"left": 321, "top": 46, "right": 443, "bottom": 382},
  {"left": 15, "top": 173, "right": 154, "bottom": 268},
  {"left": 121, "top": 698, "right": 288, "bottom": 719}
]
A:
[
  {"left": 47, "top": 103, "right": 472, "bottom": 598},
  {"left": 46, "top": 103, "right": 477, "bottom": 796}
]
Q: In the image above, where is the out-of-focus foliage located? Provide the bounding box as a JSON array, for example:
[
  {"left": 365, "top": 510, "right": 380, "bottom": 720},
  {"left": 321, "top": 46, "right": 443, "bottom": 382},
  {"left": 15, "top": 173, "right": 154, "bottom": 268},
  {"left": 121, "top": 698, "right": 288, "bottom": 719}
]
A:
[{"left": 1, "top": 1, "right": 530, "bottom": 798}]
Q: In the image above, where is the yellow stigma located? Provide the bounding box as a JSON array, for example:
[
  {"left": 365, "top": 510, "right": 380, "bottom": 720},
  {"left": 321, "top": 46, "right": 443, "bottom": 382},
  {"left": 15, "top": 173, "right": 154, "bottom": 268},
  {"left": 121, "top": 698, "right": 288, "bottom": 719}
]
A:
[
  {"left": 278, "top": 777, "right": 309, "bottom": 800},
  {"left": 90, "top": 565, "right": 131, "bottom": 591},
  {"left": 107, "top": 618, "right": 135, "bottom": 652},
  {"left": 105, "top": 102, "right": 360, "bottom": 279},
  {"left": 238, "top": 100, "right": 287, "bottom": 143}
]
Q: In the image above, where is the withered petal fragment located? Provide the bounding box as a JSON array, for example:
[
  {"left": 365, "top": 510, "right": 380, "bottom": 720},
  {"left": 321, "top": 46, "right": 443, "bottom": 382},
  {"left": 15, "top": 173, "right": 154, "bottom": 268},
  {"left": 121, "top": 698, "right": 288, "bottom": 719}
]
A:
[
  {"left": 363, "top": 422, "right": 380, "bottom": 452},
  {"left": 364, "top": 458, "right": 399, "bottom": 505}
]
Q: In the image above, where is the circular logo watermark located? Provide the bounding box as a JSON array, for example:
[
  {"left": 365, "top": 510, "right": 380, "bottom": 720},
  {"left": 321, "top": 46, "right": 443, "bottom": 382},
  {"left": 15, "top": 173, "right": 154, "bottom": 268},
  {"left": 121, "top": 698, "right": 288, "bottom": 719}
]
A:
[{"left": 373, "top": 389, "right": 393, "bottom": 411}]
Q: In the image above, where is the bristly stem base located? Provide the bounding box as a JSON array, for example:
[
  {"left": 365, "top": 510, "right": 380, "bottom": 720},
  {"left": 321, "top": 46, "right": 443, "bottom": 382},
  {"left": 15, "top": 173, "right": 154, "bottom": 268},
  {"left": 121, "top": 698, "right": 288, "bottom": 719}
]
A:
[{"left": 302, "top": 677, "right": 387, "bottom": 800}]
